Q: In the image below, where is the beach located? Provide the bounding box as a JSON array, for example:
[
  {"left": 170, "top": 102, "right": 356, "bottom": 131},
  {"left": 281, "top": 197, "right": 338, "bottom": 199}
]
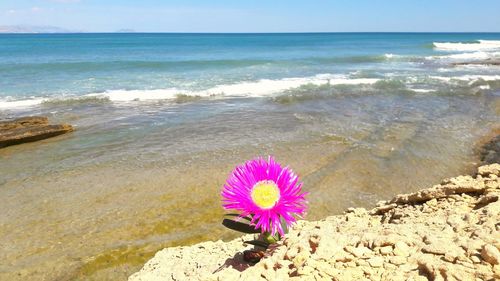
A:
[{"left": 0, "top": 33, "right": 500, "bottom": 280}]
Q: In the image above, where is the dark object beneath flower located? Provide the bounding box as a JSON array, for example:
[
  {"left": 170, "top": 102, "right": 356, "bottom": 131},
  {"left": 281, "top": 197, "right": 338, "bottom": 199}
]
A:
[{"left": 243, "top": 250, "right": 265, "bottom": 264}]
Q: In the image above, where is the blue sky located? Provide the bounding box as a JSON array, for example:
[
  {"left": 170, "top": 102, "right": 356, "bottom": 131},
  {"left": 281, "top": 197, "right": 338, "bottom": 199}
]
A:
[{"left": 1, "top": 0, "right": 500, "bottom": 32}]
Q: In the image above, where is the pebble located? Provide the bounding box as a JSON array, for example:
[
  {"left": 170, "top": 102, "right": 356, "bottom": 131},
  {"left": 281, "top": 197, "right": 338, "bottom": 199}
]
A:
[
  {"left": 393, "top": 241, "right": 410, "bottom": 257},
  {"left": 297, "top": 265, "right": 314, "bottom": 276},
  {"left": 389, "top": 256, "right": 407, "bottom": 265},
  {"left": 367, "top": 257, "right": 384, "bottom": 268},
  {"left": 470, "top": 255, "right": 481, "bottom": 263},
  {"left": 379, "top": 246, "right": 393, "bottom": 255},
  {"left": 292, "top": 251, "right": 309, "bottom": 268},
  {"left": 347, "top": 246, "right": 372, "bottom": 258},
  {"left": 481, "top": 244, "right": 500, "bottom": 265}
]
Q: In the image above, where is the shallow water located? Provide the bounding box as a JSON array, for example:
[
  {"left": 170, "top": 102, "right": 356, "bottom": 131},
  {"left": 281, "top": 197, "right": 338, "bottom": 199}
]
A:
[{"left": 1, "top": 33, "right": 500, "bottom": 280}]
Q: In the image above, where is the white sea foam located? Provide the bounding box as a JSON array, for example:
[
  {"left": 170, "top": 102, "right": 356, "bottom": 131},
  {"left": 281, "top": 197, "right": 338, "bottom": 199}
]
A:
[
  {"left": 433, "top": 51, "right": 493, "bottom": 60},
  {"left": 0, "top": 74, "right": 380, "bottom": 108},
  {"left": 382, "top": 53, "right": 410, "bottom": 61},
  {"left": 408, "top": 88, "right": 434, "bottom": 93},
  {"left": 87, "top": 88, "right": 184, "bottom": 102},
  {"left": 430, "top": 75, "right": 500, "bottom": 84},
  {"left": 437, "top": 64, "right": 499, "bottom": 72},
  {"left": 428, "top": 40, "right": 500, "bottom": 63},
  {"left": 98, "top": 75, "right": 380, "bottom": 101},
  {"left": 431, "top": 75, "right": 500, "bottom": 81},
  {"left": 433, "top": 40, "right": 500, "bottom": 52},
  {"left": 0, "top": 98, "right": 45, "bottom": 109}
]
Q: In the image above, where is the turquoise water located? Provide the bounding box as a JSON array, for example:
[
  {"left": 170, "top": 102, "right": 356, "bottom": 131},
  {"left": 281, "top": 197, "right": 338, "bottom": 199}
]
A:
[
  {"left": 0, "top": 33, "right": 500, "bottom": 280},
  {"left": 1, "top": 33, "right": 500, "bottom": 102}
]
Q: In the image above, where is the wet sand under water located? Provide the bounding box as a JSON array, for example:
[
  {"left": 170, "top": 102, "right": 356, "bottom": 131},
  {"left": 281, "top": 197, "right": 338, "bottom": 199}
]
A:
[{"left": 0, "top": 93, "right": 499, "bottom": 280}]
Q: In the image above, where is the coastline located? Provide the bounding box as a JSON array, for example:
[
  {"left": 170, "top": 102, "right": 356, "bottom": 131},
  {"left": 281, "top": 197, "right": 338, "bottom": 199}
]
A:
[
  {"left": 130, "top": 163, "right": 500, "bottom": 281},
  {"left": 1, "top": 34, "right": 499, "bottom": 280}
]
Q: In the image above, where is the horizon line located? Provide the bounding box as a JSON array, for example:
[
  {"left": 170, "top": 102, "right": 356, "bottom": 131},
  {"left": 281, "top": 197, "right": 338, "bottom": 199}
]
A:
[{"left": 1, "top": 31, "right": 500, "bottom": 34}]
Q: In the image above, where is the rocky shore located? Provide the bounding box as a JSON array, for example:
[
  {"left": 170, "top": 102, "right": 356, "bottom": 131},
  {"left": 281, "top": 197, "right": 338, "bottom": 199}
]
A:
[
  {"left": 130, "top": 163, "right": 500, "bottom": 281},
  {"left": 0, "top": 116, "right": 73, "bottom": 148}
]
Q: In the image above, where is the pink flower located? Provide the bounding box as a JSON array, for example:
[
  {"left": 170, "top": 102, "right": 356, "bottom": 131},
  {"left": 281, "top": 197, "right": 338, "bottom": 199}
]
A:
[{"left": 221, "top": 156, "right": 308, "bottom": 236}]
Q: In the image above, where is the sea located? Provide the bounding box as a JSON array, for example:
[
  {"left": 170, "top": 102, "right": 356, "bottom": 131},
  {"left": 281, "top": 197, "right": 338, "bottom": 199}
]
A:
[{"left": 1, "top": 33, "right": 499, "bottom": 280}]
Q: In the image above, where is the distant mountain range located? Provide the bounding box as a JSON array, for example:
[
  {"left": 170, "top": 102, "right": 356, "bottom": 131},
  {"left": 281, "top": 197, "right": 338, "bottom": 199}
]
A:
[
  {"left": 115, "top": 29, "right": 136, "bottom": 33},
  {"left": 0, "top": 25, "right": 79, "bottom": 33}
]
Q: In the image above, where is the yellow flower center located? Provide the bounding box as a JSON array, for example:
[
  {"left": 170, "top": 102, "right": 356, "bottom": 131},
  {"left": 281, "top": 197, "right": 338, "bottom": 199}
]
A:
[{"left": 251, "top": 180, "right": 280, "bottom": 209}]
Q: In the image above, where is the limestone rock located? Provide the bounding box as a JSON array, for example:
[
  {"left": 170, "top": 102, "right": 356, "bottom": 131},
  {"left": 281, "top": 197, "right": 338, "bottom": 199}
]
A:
[
  {"left": 478, "top": 163, "right": 500, "bottom": 177},
  {"left": 482, "top": 244, "right": 500, "bottom": 265},
  {"left": 345, "top": 246, "right": 371, "bottom": 258},
  {"left": 0, "top": 116, "right": 73, "bottom": 148},
  {"left": 393, "top": 241, "right": 410, "bottom": 257},
  {"left": 367, "top": 257, "right": 384, "bottom": 268},
  {"left": 129, "top": 164, "right": 500, "bottom": 281},
  {"left": 379, "top": 246, "right": 393, "bottom": 255}
]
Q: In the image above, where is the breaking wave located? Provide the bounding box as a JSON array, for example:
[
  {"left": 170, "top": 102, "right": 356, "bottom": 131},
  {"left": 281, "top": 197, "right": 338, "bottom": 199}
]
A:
[
  {"left": 433, "top": 40, "right": 500, "bottom": 52},
  {"left": 0, "top": 74, "right": 380, "bottom": 109},
  {"left": 3, "top": 72, "right": 499, "bottom": 109}
]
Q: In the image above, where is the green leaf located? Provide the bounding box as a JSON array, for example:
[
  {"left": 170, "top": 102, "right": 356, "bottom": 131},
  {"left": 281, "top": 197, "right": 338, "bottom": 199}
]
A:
[
  {"left": 222, "top": 218, "right": 260, "bottom": 234},
  {"left": 263, "top": 232, "right": 279, "bottom": 244},
  {"left": 243, "top": 240, "right": 270, "bottom": 248}
]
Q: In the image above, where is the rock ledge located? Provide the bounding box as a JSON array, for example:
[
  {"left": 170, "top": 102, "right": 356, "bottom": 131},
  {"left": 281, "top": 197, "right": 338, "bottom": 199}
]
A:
[
  {"left": 130, "top": 164, "right": 500, "bottom": 281},
  {"left": 0, "top": 116, "right": 73, "bottom": 148}
]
